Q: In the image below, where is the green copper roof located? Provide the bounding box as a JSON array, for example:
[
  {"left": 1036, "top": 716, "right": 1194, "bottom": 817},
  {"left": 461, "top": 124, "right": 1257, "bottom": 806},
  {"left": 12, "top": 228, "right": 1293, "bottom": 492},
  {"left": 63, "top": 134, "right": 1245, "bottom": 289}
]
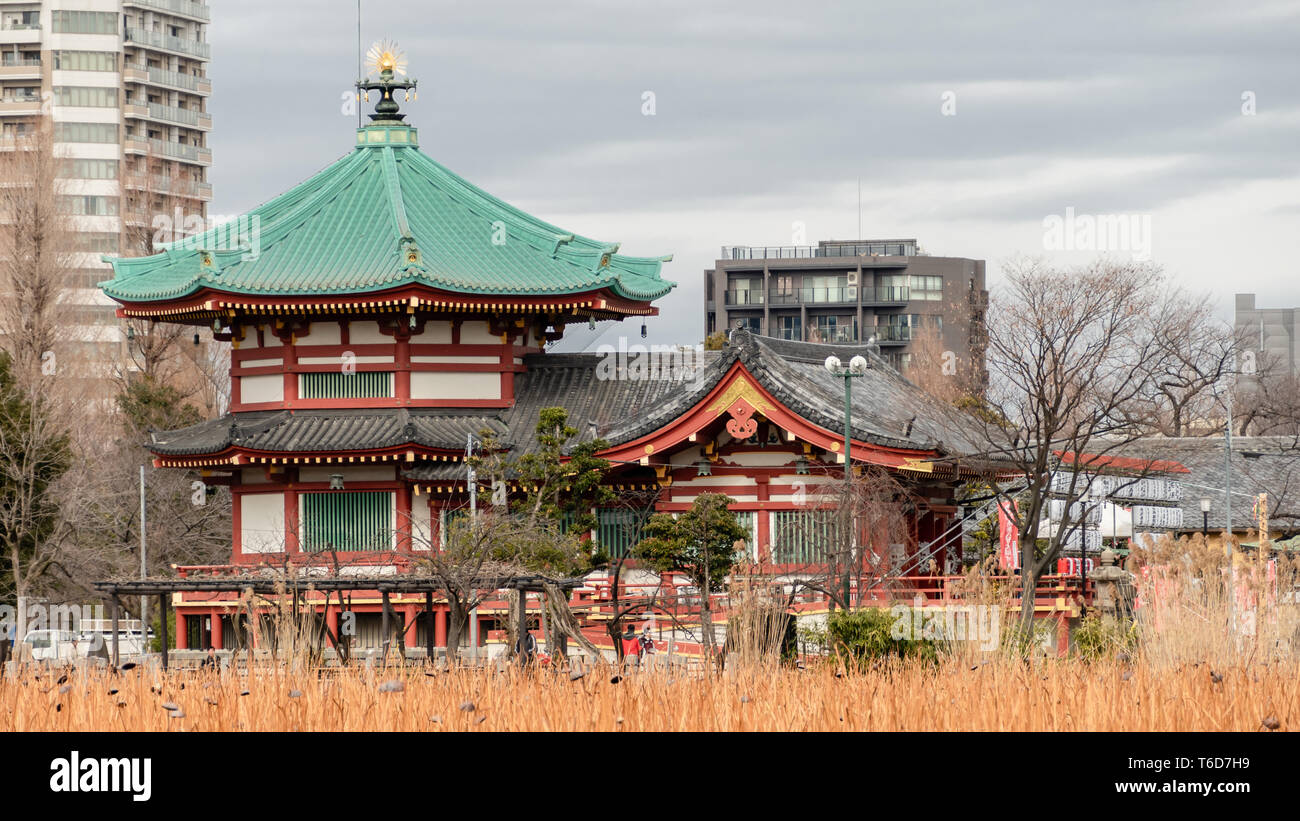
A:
[{"left": 101, "top": 123, "right": 674, "bottom": 304}]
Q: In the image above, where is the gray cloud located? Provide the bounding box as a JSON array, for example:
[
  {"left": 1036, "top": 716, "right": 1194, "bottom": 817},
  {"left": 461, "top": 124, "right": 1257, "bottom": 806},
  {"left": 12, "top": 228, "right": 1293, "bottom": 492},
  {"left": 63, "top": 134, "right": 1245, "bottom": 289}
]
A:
[{"left": 207, "top": 0, "right": 1300, "bottom": 347}]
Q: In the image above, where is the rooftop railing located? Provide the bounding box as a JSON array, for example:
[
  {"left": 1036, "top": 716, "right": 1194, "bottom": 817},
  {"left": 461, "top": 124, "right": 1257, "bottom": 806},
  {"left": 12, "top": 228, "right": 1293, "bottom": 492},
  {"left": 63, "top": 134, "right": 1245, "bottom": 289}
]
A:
[
  {"left": 720, "top": 241, "right": 918, "bottom": 260},
  {"left": 124, "top": 0, "right": 210, "bottom": 22}
]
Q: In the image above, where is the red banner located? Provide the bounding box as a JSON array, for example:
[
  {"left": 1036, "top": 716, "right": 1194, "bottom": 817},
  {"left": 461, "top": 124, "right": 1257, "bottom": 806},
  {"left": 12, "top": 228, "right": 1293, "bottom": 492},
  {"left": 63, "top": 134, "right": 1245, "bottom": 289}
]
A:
[{"left": 998, "top": 500, "right": 1020, "bottom": 571}]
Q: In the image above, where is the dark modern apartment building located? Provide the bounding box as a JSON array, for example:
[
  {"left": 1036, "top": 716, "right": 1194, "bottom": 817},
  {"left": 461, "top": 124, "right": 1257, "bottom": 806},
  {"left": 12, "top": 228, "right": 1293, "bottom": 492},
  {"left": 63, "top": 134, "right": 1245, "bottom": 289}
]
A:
[{"left": 705, "top": 239, "right": 987, "bottom": 377}]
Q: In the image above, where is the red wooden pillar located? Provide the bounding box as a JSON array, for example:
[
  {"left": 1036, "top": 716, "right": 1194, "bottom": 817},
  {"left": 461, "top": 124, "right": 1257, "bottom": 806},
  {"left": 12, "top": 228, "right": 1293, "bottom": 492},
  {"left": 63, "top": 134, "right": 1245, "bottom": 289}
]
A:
[
  {"left": 211, "top": 609, "right": 224, "bottom": 650},
  {"left": 1057, "top": 613, "right": 1070, "bottom": 658},
  {"left": 326, "top": 605, "right": 340, "bottom": 647},
  {"left": 403, "top": 604, "right": 418, "bottom": 648},
  {"left": 435, "top": 608, "right": 447, "bottom": 648},
  {"left": 176, "top": 611, "right": 188, "bottom": 649}
]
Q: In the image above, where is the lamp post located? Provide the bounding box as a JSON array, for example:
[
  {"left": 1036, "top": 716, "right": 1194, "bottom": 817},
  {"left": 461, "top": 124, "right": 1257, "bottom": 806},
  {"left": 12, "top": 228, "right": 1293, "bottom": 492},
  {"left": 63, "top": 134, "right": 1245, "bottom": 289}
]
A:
[
  {"left": 1200, "top": 498, "right": 1210, "bottom": 539},
  {"left": 824, "top": 354, "right": 869, "bottom": 608}
]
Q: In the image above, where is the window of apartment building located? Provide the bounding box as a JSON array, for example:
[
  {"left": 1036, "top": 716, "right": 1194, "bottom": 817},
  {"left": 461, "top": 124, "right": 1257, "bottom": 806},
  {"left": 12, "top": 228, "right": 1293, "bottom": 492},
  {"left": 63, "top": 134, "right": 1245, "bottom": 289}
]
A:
[
  {"left": 3, "top": 85, "right": 39, "bottom": 101},
  {"left": 52, "top": 11, "right": 121, "bottom": 35},
  {"left": 300, "top": 491, "right": 394, "bottom": 552},
  {"left": 66, "top": 159, "right": 119, "bottom": 180},
  {"left": 53, "top": 51, "right": 118, "bottom": 72},
  {"left": 54, "top": 86, "right": 119, "bottom": 108},
  {"left": 299, "top": 371, "right": 395, "bottom": 399},
  {"left": 803, "top": 274, "right": 850, "bottom": 303},
  {"left": 70, "top": 268, "right": 112, "bottom": 289},
  {"left": 1, "top": 50, "right": 40, "bottom": 67},
  {"left": 876, "top": 314, "right": 920, "bottom": 341},
  {"left": 810, "top": 315, "right": 855, "bottom": 343},
  {"left": 909, "top": 275, "right": 943, "bottom": 300},
  {"left": 774, "top": 315, "right": 802, "bottom": 341},
  {"left": 2, "top": 11, "right": 39, "bottom": 30},
  {"left": 75, "top": 233, "right": 121, "bottom": 254},
  {"left": 2, "top": 122, "right": 34, "bottom": 139},
  {"left": 728, "top": 277, "right": 763, "bottom": 305},
  {"left": 877, "top": 273, "right": 909, "bottom": 300},
  {"left": 61, "top": 196, "right": 120, "bottom": 217},
  {"left": 54, "top": 122, "right": 118, "bottom": 144}
]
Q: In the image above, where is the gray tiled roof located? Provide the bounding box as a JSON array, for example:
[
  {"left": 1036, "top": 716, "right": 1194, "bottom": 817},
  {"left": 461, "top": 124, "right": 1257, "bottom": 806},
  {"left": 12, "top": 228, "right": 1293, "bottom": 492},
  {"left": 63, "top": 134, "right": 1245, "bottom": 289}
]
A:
[
  {"left": 1116, "top": 436, "right": 1300, "bottom": 533},
  {"left": 150, "top": 330, "right": 994, "bottom": 477},
  {"left": 150, "top": 409, "right": 506, "bottom": 456}
]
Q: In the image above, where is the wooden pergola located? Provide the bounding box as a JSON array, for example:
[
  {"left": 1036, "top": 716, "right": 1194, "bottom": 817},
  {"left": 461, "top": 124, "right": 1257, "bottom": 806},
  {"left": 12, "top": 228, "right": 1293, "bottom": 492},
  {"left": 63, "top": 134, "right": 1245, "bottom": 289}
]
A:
[{"left": 91, "top": 574, "right": 583, "bottom": 669}]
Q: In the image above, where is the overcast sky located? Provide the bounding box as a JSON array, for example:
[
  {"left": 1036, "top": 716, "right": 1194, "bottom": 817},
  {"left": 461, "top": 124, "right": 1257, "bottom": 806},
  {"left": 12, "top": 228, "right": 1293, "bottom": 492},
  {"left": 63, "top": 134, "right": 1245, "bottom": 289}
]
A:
[{"left": 208, "top": 0, "right": 1300, "bottom": 349}]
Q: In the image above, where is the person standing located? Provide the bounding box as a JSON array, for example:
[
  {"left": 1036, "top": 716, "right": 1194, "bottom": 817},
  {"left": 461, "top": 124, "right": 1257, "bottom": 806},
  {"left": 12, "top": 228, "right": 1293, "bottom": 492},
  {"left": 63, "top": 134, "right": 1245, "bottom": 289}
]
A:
[
  {"left": 620, "top": 624, "right": 641, "bottom": 670},
  {"left": 515, "top": 630, "right": 537, "bottom": 666},
  {"left": 639, "top": 625, "right": 655, "bottom": 671}
]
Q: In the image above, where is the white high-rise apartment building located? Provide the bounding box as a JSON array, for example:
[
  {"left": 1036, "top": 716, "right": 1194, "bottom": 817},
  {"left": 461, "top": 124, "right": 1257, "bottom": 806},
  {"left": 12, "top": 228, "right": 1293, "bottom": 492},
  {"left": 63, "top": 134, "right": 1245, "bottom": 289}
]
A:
[{"left": 0, "top": 0, "right": 210, "bottom": 373}]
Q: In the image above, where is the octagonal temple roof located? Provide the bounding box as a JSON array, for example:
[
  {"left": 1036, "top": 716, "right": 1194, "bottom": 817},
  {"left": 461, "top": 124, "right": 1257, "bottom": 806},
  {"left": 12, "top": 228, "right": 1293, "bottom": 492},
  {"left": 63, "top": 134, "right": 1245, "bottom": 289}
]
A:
[{"left": 101, "top": 90, "right": 673, "bottom": 310}]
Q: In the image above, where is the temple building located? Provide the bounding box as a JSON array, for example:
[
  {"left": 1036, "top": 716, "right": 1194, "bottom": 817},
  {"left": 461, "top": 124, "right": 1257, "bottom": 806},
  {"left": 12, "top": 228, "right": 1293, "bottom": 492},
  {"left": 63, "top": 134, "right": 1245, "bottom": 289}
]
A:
[{"left": 99, "top": 49, "right": 998, "bottom": 656}]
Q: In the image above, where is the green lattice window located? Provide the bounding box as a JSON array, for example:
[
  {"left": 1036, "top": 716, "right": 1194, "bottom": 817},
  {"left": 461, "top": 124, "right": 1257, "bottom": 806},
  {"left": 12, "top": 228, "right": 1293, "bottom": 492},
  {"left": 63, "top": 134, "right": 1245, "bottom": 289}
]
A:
[
  {"left": 597, "top": 508, "right": 647, "bottom": 559},
  {"left": 301, "top": 491, "right": 393, "bottom": 552},
  {"left": 299, "top": 371, "right": 394, "bottom": 399},
  {"left": 772, "top": 509, "right": 841, "bottom": 563}
]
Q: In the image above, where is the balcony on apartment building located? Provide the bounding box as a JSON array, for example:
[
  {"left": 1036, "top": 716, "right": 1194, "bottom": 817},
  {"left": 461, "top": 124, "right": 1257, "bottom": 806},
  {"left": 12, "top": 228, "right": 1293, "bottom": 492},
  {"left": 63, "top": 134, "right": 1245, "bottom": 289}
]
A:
[
  {"left": 123, "top": 172, "right": 212, "bottom": 201},
  {"left": 0, "top": 89, "right": 39, "bottom": 114},
  {"left": 124, "top": 135, "right": 212, "bottom": 166},
  {"left": 123, "top": 63, "right": 212, "bottom": 95},
  {"left": 0, "top": 19, "right": 40, "bottom": 45},
  {"left": 874, "top": 325, "right": 913, "bottom": 344},
  {"left": 125, "top": 27, "right": 211, "bottom": 60},
  {"left": 124, "top": 0, "right": 211, "bottom": 23},
  {"left": 767, "top": 285, "right": 912, "bottom": 306},
  {"left": 125, "top": 100, "right": 211, "bottom": 130},
  {"left": 0, "top": 56, "right": 40, "bottom": 80}
]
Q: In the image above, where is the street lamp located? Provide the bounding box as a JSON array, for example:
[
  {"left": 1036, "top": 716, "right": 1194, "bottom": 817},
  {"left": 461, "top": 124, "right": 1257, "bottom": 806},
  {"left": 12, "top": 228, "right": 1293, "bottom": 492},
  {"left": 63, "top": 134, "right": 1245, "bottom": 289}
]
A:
[
  {"left": 825, "top": 354, "right": 869, "bottom": 607},
  {"left": 1200, "top": 498, "right": 1211, "bottom": 538}
]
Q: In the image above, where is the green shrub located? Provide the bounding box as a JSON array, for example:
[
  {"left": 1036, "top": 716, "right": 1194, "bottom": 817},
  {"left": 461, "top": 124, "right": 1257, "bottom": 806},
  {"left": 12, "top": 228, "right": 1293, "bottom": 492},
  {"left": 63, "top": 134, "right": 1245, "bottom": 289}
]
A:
[
  {"left": 1073, "top": 613, "right": 1137, "bottom": 661},
  {"left": 825, "top": 608, "right": 937, "bottom": 669}
]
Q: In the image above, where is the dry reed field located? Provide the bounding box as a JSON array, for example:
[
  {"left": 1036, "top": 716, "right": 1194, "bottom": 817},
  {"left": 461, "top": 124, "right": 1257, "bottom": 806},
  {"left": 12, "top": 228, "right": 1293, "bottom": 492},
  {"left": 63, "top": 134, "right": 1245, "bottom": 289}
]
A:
[{"left": 2, "top": 657, "right": 1295, "bottom": 732}]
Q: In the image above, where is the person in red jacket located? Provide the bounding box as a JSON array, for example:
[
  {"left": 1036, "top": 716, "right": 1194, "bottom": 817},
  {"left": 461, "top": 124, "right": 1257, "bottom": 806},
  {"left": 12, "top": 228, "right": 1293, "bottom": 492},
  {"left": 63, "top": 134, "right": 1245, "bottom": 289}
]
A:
[{"left": 621, "top": 624, "right": 641, "bottom": 670}]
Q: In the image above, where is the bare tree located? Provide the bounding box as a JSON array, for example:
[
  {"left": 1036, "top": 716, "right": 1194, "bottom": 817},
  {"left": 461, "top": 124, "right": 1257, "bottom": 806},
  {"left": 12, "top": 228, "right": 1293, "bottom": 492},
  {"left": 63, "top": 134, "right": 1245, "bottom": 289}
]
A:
[
  {"left": 0, "top": 120, "right": 81, "bottom": 602},
  {"left": 972, "top": 258, "right": 1197, "bottom": 633},
  {"left": 1118, "top": 291, "right": 1245, "bottom": 437}
]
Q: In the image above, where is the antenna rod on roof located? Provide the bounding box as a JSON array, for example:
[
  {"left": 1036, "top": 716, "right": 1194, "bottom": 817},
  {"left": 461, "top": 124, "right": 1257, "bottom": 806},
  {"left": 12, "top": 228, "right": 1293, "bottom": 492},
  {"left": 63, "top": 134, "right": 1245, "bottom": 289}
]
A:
[{"left": 357, "top": 0, "right": 362, "bottom": 128}]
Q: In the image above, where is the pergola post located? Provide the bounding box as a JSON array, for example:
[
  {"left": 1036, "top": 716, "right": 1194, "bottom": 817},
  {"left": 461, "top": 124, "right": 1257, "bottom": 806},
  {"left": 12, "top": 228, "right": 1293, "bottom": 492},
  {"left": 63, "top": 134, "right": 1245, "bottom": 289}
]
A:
[
  {"left": 109, "top": 594, "right": 120, "bottom": 668},
  {"left": 158, "top": 592, "right": 169, "bottom": 671},
  {"left": 380, "top": 590, "right": 391, "bottom": 665},
  {"left": 425, "top": 590, "right": 435, "bottom": 662},
  {"left": 517, "top": 587, "right": 529, "bottom": 668}
]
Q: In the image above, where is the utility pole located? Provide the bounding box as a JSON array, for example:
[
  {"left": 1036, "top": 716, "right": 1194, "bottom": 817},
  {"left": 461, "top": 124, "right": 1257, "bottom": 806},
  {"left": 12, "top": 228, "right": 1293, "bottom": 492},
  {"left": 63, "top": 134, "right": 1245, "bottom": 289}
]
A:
[
  {"left": 1224, "top": 390, "right": 1233, "bottom": 555},
  {"left": 139, "top": 465, "right": 147, "bottom": 650}
]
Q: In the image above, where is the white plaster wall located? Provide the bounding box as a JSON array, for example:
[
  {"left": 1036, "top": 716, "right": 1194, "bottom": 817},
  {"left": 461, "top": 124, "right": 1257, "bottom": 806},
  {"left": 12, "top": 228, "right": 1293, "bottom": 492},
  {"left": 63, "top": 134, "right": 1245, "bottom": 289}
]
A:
[
  {"left": 459, "top": 321, "right": 499, "bottom": 344},
  {"left": 240, "top": 492, "right": 285, "bottom": 554},
  {"left": 411, "top": 498, "right": 432, "bottom": 550},
  {"left": 307, "top": 323, "right": 341, "bottom": 346},
  {"left": 413, "top": 322, "right": 452, "bottom": 343},
  {"left": 410, "top": 371, "right": 500, "bottom": 400},
  {"left": 410, "top": 355, "right": 498, "bottom": 364},
  {"left": 349, "top": 321, "right": 388, "bottom": 344},
  {"left": 240, "top": 374, "right": 283, "bottom": 404}
]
